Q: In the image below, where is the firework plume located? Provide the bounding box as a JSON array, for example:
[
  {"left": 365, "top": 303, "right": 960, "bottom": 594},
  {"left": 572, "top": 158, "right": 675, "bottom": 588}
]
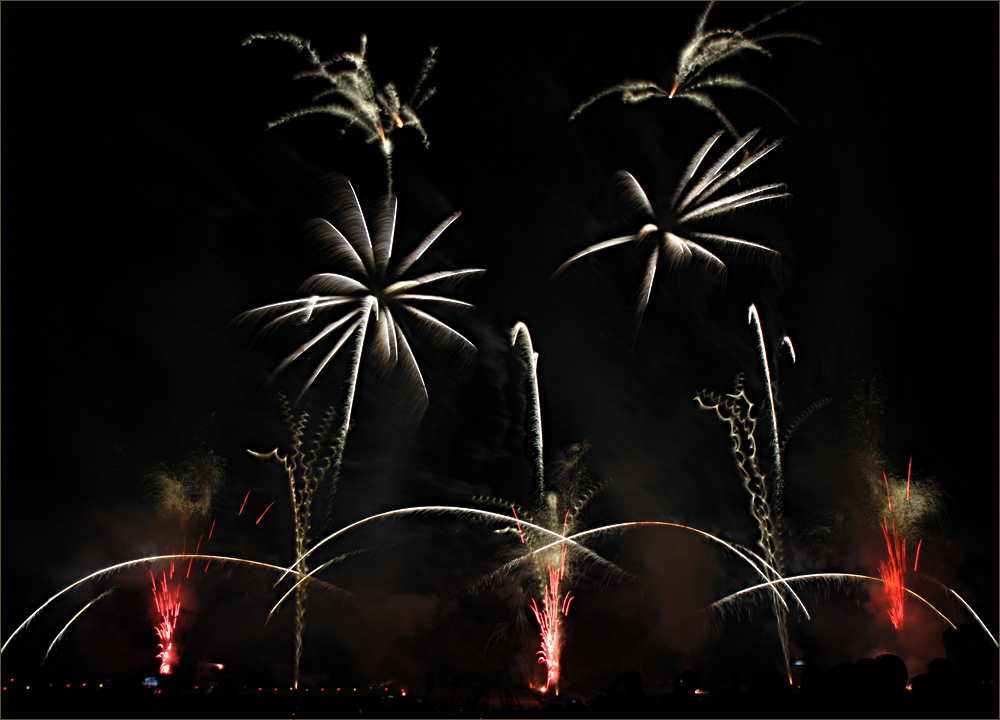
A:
[
  {"left": 236, "top": 174, "right": 484, "bottom": 525},
  {"left": 147, "top": 451, "right": 226, "bottom": 535},
  {"left": 554, "top": 130, "right": 786, "bottom": 331},
  {"left": 570, "top": 1, "right": 818, "bottom": 138},
  {"left": 244, "top": 32, "right": 436, "bottom": 194}
]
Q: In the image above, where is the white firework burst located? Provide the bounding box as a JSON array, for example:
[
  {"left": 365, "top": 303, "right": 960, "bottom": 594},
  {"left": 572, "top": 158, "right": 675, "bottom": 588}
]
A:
[
  {"left": 570, "top": 2, "right": 819, "bottom": 138},
  {"left": 555, "top": 129, "right": 787, "bottom": 328},
  {"left": 244, "top": 32, "right": 437, "bottom": 194},
  {"left": 236, "top": 174, "right": 484, "bottom": 497}
]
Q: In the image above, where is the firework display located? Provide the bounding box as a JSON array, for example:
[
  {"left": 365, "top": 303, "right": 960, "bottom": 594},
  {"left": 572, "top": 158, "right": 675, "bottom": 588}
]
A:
[{"left": 4, "top": 2, "right": 996, "bottom": 714}]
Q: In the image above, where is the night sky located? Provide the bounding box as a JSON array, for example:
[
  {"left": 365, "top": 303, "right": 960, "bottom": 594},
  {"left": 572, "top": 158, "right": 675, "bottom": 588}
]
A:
[{"left": 5, "top": 1, "right": 998, "bottom": 692}]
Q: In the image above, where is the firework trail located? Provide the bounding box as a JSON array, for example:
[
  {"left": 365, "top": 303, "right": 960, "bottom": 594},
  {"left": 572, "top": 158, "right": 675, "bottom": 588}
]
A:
[
  {"left": 511, "top": 323, "right": 544, "bottom": 494},
  {"left": 554, "top": 131, "right": 787, "bottom": 332},
  {"left": 269, "top": 505, "right": 628, "bottom": 618},
  {"left": 2, "top": 555, "right": 351, "bottom": 657},
  {"left": 478, "top": 521, "right": 809, "bottom": 618},
  {"left": 920, "top": 576, "right": 999, "bottom": 649},
  {"left": 235, "top": 174, "right": 484, "bottom": 525},
  {"left": 248, "top": 395, "right": 341, "bottom": 690},
  {"left": 706, "top": 573, "right": 956, "bottom": 631},
  {"left": 43, "top": 588, "right": 117, "bottom": 664},
  {"left": 244, "top": 32, "right": 436, "bottom": 194},
  {"left": 570, "top": 1, "right": 818, "bottom": 138},
  {"left": 749, "top": 304, "right": 783, "bottom": 497}
]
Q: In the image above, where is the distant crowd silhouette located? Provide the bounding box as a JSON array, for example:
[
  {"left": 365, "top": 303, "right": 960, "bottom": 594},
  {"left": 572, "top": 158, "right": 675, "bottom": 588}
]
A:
[{"left": 5, "top": 629, "right": 997, "bottom": 719}]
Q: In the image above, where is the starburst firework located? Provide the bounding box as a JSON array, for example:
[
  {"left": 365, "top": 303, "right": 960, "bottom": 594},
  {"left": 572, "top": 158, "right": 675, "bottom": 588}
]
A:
[
  {"left": 570, "top": 2, "right": 818, "bottom": 138},
  {"left": 244, "top": 32, "right": 436, "bottom": 194},
  {"left": 554, "top": 130, "right": 786, "bottom": 330},
  {"left": 237, "top": 174, "right": 484, "bottom": 523}
]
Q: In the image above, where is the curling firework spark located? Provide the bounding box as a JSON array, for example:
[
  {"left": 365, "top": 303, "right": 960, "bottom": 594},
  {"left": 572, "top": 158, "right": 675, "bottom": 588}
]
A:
[
  {"left": 695, "top": 307, "right": 804, "bottom": 683},
  {"left": 150, "top": 570, "right": 181, "bottom": 674},
  {"left": 249, "top": 395, "right": 342, "bottom": 690}
]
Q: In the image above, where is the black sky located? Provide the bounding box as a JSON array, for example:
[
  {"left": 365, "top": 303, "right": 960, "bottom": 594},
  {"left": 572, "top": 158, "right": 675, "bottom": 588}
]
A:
[{"left": 5, "top": 1, "right": 998, "bottom": 690}]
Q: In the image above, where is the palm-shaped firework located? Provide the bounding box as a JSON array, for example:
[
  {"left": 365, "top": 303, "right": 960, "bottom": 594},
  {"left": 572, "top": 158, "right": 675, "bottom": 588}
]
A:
[
  {"left": 570, "top": 2, "right": 818, "bottom": 138},
  {"left": 244, "top": 32, "right": 436, "bottom": 194},
  {"left": 237, "top": 174, "right": 484, "bottom": 515},
  {"left": 555, "top": 129, "right": 787, "bottom": 329}
]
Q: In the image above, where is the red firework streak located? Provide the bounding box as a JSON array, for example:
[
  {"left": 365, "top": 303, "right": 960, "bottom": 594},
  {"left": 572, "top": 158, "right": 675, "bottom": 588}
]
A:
[
  {"left": 150, "top": 569, "right": 181, "bottom": 674},
  {"left": 878, "top": 518, "right": 907, "bottom": 628},
  {"left": 878, "top": 458, "right": 922, "bottom": 629},
  {"left": 529, "top": 509, "right": 574, "bottom": 695}
]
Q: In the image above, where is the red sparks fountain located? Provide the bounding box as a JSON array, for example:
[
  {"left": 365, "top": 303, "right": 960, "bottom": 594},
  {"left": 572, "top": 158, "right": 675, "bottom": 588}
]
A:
[
  {"left": 877, "top": 460, "right": 923, "bottom": 629},
  {"left": 150, "top": 570, "right": 181, "bottom": 674},
  {"left": 529, "top": 510, "right": 574, "bottom": 695}
]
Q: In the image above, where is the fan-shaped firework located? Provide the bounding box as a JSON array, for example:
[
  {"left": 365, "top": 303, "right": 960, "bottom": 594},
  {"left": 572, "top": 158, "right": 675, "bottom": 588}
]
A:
[
  {"left": 236, "top": 174, "right": 484, "bottom": 523},
  {"left": 570, "top": 2, "right": 818, "bottom": 138},
  {"left": 555, "top": 130, "right": 786, "bottom": 330},
  {"left": 244, "top": 32, "right": 436, "bottom": 194}
]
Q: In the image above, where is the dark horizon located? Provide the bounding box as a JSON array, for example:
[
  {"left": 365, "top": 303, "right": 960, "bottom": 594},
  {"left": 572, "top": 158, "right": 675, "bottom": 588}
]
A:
[{"left": 4, "top": 1, "right": 997, "bottom": 699}]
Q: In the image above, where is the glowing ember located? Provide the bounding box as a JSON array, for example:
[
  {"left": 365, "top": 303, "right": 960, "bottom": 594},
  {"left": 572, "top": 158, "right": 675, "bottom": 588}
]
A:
[{"left": 150, "top": 570, "right": 181, "bottom": 674}]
